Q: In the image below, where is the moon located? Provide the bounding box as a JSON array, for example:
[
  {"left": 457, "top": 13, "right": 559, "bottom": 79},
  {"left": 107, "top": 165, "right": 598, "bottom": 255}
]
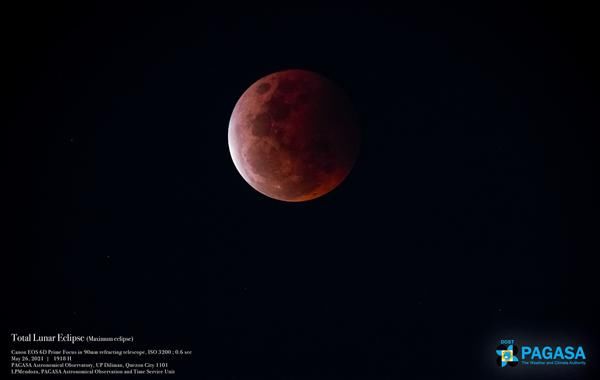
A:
[{"left": 228, "top": 69, "right": 360, "bottom": 202}]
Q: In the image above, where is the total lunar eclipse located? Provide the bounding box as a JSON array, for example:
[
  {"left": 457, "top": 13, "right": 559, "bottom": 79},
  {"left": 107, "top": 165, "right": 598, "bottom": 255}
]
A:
[{"left": 228, "top": 69, "right": 360, "bottom": 202}]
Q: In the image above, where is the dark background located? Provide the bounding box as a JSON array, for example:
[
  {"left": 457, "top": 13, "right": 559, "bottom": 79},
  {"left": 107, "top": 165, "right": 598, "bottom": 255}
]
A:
[{"left": 5, "top": 2, "right": 598, "bottom": 379}]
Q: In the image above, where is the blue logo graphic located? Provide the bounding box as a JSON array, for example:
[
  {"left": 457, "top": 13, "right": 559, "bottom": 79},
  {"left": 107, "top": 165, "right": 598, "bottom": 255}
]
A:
[{"left": 496, "top": 344, "right": 519, "bottom": 368}]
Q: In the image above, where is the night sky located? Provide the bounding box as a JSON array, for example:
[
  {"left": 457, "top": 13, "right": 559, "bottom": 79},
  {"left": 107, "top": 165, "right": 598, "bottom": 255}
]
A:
[{"left": 6, "top": 3, "right": 598, "bottom": 379}]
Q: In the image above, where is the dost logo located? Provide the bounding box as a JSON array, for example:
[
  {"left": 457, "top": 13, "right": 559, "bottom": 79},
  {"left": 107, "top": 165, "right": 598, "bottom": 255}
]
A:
[{"left": 496, "top": 339, "right": 587, "bottom": 368}]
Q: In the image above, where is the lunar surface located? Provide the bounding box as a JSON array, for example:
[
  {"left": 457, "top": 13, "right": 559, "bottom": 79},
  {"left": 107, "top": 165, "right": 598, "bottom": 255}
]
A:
[{"left": 228, "top": 69, "right": 360, "bottom": 202}]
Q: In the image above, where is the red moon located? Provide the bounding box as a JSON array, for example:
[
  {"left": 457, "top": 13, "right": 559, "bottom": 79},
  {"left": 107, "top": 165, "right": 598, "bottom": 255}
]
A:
[{"left": 228, "top": 70, "right": 360, "bottom": 202}]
